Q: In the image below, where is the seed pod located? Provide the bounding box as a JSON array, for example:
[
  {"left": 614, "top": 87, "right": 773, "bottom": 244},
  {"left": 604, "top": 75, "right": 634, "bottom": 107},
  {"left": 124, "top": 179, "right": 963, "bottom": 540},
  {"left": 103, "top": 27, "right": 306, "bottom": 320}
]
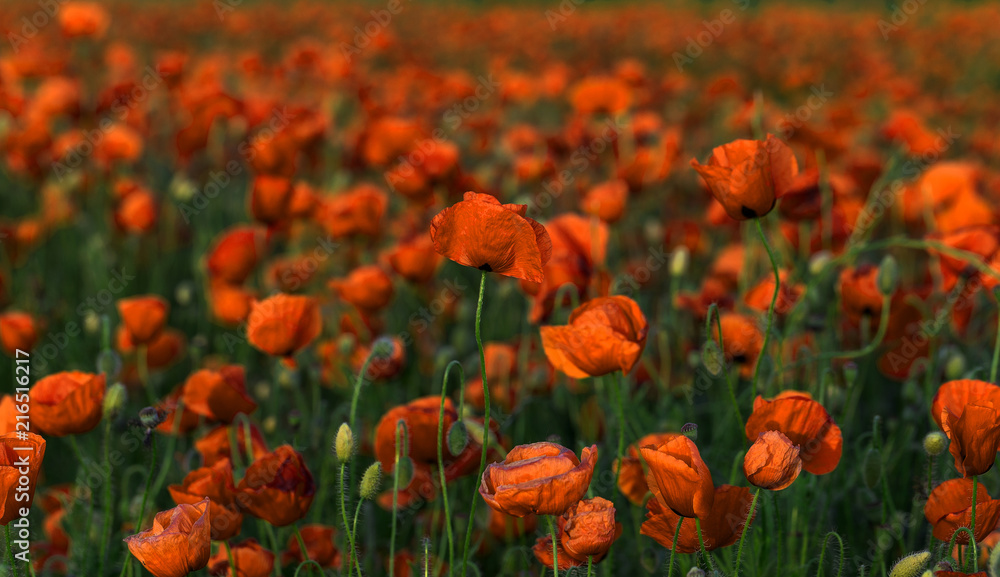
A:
[
  {"left": 888, "top": 551, "right": 930, "bottom": 577},
  {"left": 335, "top": 423, "right": 353, "bottom": 464},
  {"left": 360, "top": 462, "right": 382, "bottom": 500}
]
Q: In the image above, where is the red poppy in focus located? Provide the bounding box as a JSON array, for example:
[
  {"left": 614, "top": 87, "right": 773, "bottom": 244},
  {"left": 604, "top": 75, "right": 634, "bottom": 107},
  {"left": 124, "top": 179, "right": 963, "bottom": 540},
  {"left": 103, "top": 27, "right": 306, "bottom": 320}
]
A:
[
  {"left": 691, "top": 134, "right": 798, "bottom": 220},
  {"left": 745, "top": 391, "right": 842, "bottom": 475},
  {"left": 236, "top": 445, "right": 315, "bottom": 526},
  {"left": 614, "top": 433, "right": 679, "bottom": 505},
  {"left": 480, "top": 442, "right": 597, "bottom": 517},
  {"left": 124, "top": 499, "right": 211, "bottom": 577},
  {"left": 743, "top": 431, "right": 802, "bottom": 491},
  {"left": 941, "top": 401, "right": 1000, "bottom": 478},
  {"left": 168, "top": 459, "right": 244, "bottom": 541},
  {"left": 246, "top": 294, "right": 322, "bottom": 364},
  {"left": 925, "top": 478, "right": 1000, "bottom": 544},
  {"left": 641, "top": 485, "right": 756, "bottom": 553},
  {"left": 540, "top": 296, "right": 648, "bottom": 378},
  {"left": 29, "top": 371, "right": 106, "bottom": 437},
  {"left": 641, "top": 435, "right": 715, "bottom": 519},
  {"left": 533, "top": 497, "right": 621, "bottom": 569},
  {"left": 207, "top": 538, "right": 275, "bottom": 577},
  {"left": 430, "top": 192, "right": 552, "bottom": 283}
]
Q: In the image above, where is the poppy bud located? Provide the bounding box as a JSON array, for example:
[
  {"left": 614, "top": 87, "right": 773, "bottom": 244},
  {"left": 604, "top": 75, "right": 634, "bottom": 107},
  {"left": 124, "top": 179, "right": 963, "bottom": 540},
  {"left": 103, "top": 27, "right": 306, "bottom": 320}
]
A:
[
  {"left": 988, "top": 540, "right": 1000, "bottom": 576},
  {"left": 808, "top": 251, "right": 832, "bottom": 276},
  {"left": 335, "top": 423, "right": 353, "bottom": 464},
  {"left": 701, "top": 341, "right": 723, "bottom": 377},
  {"left": 877, "top": 255, "right": 899, "bottom": 296},
  {"left": 862, "top": 448, "right": 881, "bottom": 490},
  {"left": 944, "top": 353, "right": 966, "bottom": 380},
  {"left": 360, "top": 462, "right": 382, "bottom": 500},
  {"left": 447, "top": 421, "right": 468, "bottom": 456},
  {"left": 686, "top": 568, "right": 706, "bottom": 577},
  {"left": 843, "top": 363, "right": 858, "bottom": 389},
  {"left": 922, "top": 432, "right": 947, "bottom": 456},
  {"left": 670, "top": 247, "right": 689, "bottom": 277},
  {"left": 888, "top": 551, "right": 930, "bottom": 577},
  {"left": 84, "top": 311, "right": 101, "bottom": 334},
  {"left": 103, "top": 383, "right": 127, "bottom": 420},
  {"left": 175, "top": 283, "right": 193, "bottom": 307},
  {"left": 263, "top": 416, "right": 277, "bottom": 434}
]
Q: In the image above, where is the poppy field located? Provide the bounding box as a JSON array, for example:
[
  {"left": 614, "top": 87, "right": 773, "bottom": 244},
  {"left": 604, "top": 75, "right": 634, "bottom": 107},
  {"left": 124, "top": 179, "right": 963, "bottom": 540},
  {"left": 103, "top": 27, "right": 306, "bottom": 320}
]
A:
[{"left": 4, "top": 0, "right": 1000, "bottom": 576}]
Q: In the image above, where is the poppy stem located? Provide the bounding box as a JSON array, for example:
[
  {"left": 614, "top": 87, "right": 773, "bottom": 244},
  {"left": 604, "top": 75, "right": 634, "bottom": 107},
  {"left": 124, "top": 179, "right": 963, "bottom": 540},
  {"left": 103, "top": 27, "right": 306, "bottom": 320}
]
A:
[
  {"left": 224, "top": 541, "right": 237, "bottom": 576},
  {"left": 292, "top": 525, "right": 322, "bottom": 576},
  {"left": 118, "top": 437, "right": 157, "bottom": 577},
  {"left": 438, "top": 361, "right": 464, "bottom": 577},
  {"left": 751, "top": 218, "right": 779, "bottom": 399},
  {"left": 586, "top": 556, "right": 593, "bottom": 577},
  {"left": 137, "top": 344, "right": 154, "bottom": 405},
  {"left": 349, "top": 347, "right": 378, "bottom": 434},
  {"left": 970, "top": 475, "right": 978, "bottom": 572},
  {"left": 733, "top": 487, "right": 761, "bottom": 577},
  {"left": 613, "top": 371, "right": 626, "bottom": 487},
  {"left": 695, "top": 517, "right": 715, "bottom": 572},
  {"left": 548, "top": 516, "right": 560, "bottom": 577},
  {"left": 340, "top": 463, "right": 358, "bottom": 577},
  {"left": 461, "top": 270, "right": 490, "bottom": 577},
  {"left": 351, "top": 500, "right": 365, "bottom": 576},
  {"left": 4, "top": 524, "right": 17, "bottom": 577},
  {"left": 389, "top": 421, "right": 405, "bottom": 577},
  {"left": 97, "top": 419, "right": 113, "bottom": 577},
  {"left": 666, "top": 517, "right": 682, "bottom": 577}
]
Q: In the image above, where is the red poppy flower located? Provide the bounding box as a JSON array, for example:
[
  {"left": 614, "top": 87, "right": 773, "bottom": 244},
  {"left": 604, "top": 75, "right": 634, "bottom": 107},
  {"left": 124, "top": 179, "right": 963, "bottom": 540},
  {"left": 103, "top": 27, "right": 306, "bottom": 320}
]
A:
[
  {"left": 329, "top": 265, "right": 395, "bottom": 314},
  {"left": 118, "top": 295, "right": 169, "bottom": 345},
  {"left": 179, "top": 365, "right": 257, "bottom": 424},
  {"left": 29, "top": 371, "right": 105, "bottom": 437},
  {"left": 614, "top": 433, "right": 679, "bottom": 506},
  {"left": 315, "top": 184, "right": 387, "bottom": 239},
  {"left": 281, "top": 524, "right": 339, "bottom": 568},
  {"left": 925, "top": 479, "right": 1000, "bottom": 544},
  {"left": 480, "top": 442, "right": 598, "bottom": 517},
  {"left": 430, "top": 192, "right": 552, "bottom": 283},
  {"left": 743, "top": 431, "right": 802, "bottom": 491},
  {"left": 375, "top": 396, "right": 457, "bottom": 472},
  {"left": 533, "top": 497, "right": 621, "bottom": 569},
  {"left": 641, "top": 485, "right": 756, "bottom": 553},
  {"left": 168, "top": 459, "right": 243, "bottom": 541},
  {"left": 384, "top": 234, "right": 442, "bottom": 284},
  {"left": 745, "top": 391, "right": 842, "bottom": 475},
  {"left": 236, "top": 445, "right": 315, "bottom": 526},
  {"left": 246, "top": 294, "right": 322, "bottom": 363},
  {"left": 0, "top": 311, "right": 38, "bottom": 356},
  {"left": 713, "top": 313, "right": 764, "bottom": 379},
  {"left": 207, "top": 538, "right": 275, "bottom": 577},
  {"left": 941, "top": 401, "right": 1000, "bottom": 477},
  {"left": 206, "top": 226, "right": 268, "bottom": 285},
  {"left": 125, "top": 499, "right": 211, "bottom": 577},
  {"left": 839, "top": 264, "right": 884, "bottom": 324},
  {"left": 195, "top": 424, "right": 269, "bottom": 467},
  {"left": 931, "top": 379, "right": 1000, "bottom": 430},
  {"left": 691, "top": 134, "right": 798, "bottom": 220},
  {"left": 641, "top": 435, "right": 715, "bottom": 519},
  {"left": 0, "top": 432, "right": 46, "bottom": 525},
  {"left": 581, "top": 180, "right": 628, "bottom": 223},
  {"left": 540, "top": 296, "right": 648, "bottom": 378},
  {"left": 248, "top": 175, "right": 294, "bottom": 226}
]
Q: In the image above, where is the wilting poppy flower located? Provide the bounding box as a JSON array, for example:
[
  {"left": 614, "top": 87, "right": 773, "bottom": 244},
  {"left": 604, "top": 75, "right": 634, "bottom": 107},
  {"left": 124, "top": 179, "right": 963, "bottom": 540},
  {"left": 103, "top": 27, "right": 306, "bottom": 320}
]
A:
[
  {"left": 206, "top": 226, "right": 268, "bottom": 285},
  {"left": 118, "top": 295, "right": 169, "bottom": 345},
  {"left": 246, "top": 294, "right": 322, "bottom": 363},
  {"left": 641, "top": 435, "right": 714, "bottom": 519},
  {"left": 615, "top": 433, "right": 679, "bottom": 505},
  {"left": 29, "top": 371, "right": 105, "bottom": 437},
  {"left": 329, "top": 265, "right": 395, "bottom": 314},
  {"left": 488, "top": 508, "right": 537, "bottom": 541},
  {"left": 281, "top": 524, "right": 339, "bottom": 568},
  {"left": 533, "top": 497, "right": 621, "bottom": 569},
  {"left": 839, "top": 264, "right": 884, "bottom": 323},
  {"left": 641, "top": 485, "right": 756, "bottom": 553},
  {"left": 124, "top": 499, "right": 211, "bottom": 577},
  {"left": 744, "top": 431, "right": 802, "bottom": 491},
  {"left": 925, "top": 479, "right": 1000, "bottom": 544},
  {"left": 0, "top": 432, "right": 46, "bottom": 525},
  {"left": 168, "top": 459, "right": 243, "bottom": 540},
  {"left": 179, "top": 365, "right": 257, "bottom": 423},
  {"left": 540, "top": 296, "right": 648, "bottom": 378},
  {"left": 375, "top": 396, "right": 458, "bottom": 472},
  {"left": 480, "top": 442, "right": 598, "bottom": 517},
  {"left": 691, "top": 134, "right": 798, "bottom": 220},
  {"left": 0, "top": 311, "right": 38, "bottom": 356},
  {"left": 713, "top": 313, "right": 764, "bottom": 379},
  {"left": 195, "top": 423, "right": 269, "bottom": 467},
  {"left": 941, "top": 402, "right": 1000, "bottom": 478},
  {"left": 745, "top": 391, "right": 842, "bottom": 475},
  {"left": 208, "top": 538, "right": 275, "bottom": 577},
  {"left": 430, "top": 192, "right": 552, "bottom": 283},
  {"left": 236, "top": 445, "right": 315, "bottom": 526},
  {"left": 384, "top": 234, "right": 442, "bottom": 284}
]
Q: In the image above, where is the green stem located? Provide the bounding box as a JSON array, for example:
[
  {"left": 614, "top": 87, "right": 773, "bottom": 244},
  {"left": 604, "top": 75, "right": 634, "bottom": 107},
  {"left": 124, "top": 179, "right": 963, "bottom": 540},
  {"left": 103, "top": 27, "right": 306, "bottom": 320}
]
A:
[
  {"left": 263, "top": 522, "right": 281, "bottom": 577},
  {"left": 98, "top": 419, "right": 113, "bottom": 577},
  {"left": 733, "top": 488, "right": 761, "bottom": 577},
  {"left": 613, "top": 371, "right": 626, "bottom": 487},
  {"left": 751, "top": 218, "right": 780, "bottom": 399},
  {"left": 666, "top": 517, "right": 682, "bottom": 577},
  {"left": 548, "top": 516, "right": 559, "bottom": 577},
  {"left": 292, "top": 525, "right": 323, "bottom": 576},
  {"left": 339, "top": 463, "right": 357, "bottom": 577},
  {"left": 587, "top": 556, "right": 593, "bottom": 577},
  {"left": 970, "top": 476, "right": 978, "bottom": 572},
  {"left": 5, "top": 525, "right": 17, "bottom": 577},
  {"left": 695, "top": 518, "right": 715, "bottom": 573},
  {"left": 348, "top": 347, "right": 378, "bottom": 433},
  {"left": 438, "top": 361, "right": 464, "bottom": 577},
  {"left": 707, "top": 304, "right": 743, "bottom": 435},
  {"left": 225, "top": 541, "right": 237, "bottom": 577},
  {"left": 461, "top": 270, "right": 490, "bottom": 577},
  {"left": 816, "top": 531, "right": 845, "bottom": 577},
  {"left": 118, "top": 437, "right": 157, "bottom": 577},
  {"left": 389, "top": 421, "right": 406, "bottom": 577},
  {"left": 350, "top": 500, "right": 365, "bottom": 576}
]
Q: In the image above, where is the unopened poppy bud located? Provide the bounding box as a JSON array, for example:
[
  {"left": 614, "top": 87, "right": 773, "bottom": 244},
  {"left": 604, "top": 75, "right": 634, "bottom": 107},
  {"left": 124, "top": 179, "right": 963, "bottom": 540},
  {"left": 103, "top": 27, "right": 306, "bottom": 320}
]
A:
[
  {"left": 103, "top": 383, "right": 127, "bottom": 420},
  {"left": 335, "top": 423, "right": 353, "bottom": 464},
  {"left": 843, "top": 362, "right": 858, "bottom": 388},
  {"left": 175, "top": 282, "right": 193, "bottom": 306},
  {"left": 808, "top": 251, "right": 832, "bottom": 276},
  {"left": 170, "top": 176, "right": 197, "bottom": 202},
  {"left": 359, "top": 462, "right": 382, "bottom": 500},
  {"left": 138, "top": 406, "right": 163, "bottom": 429},
  {"left": 670, "top": 247, "right": 689, "bottom": 277},
  {"left": 681, "top": 423, "right": 698, "bottom": 441},
  {"left": 372, "top": 337, "right": 393, "bottom": 357},
  {"left": 701, "top": 341, "right": 723, "bottom": 376},
  {"left": 277, "top": 370, "right": 293, "bottom": 389},
  {"left": 686, "top": 568, "right": 706, "bottom": 577},
  {"left": 263, "top": 415, "right": 277, "bottom": 435},
  {"left": 878, "top": 255, "right": 899, "bottom": 296},
  {"left": 988, "top": 539, "right": 1000, "bottom": 576},
  {"left": 888, "top": 551, "right": 930, "bottom": 577},
  {"left": 83, "top": 311, "right": 101, "bottom": 334},
  {"left": 862, "top": 448, "right": 881, "bottom": 490},
  {"left": 447, "top": 421, "right": 468, "bottom": 456},
  {"left": 923, "top": 432, "right": 948, "bottom": 456},
  {"left": 944, "top": 352, "right": 966, "bottom": 380}
]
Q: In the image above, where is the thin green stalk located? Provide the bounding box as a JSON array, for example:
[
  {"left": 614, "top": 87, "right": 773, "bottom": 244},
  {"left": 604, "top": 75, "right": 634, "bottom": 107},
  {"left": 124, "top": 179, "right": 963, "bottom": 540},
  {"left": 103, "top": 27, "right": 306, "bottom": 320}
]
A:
[
  {"left": 461, "top": 270, "right": 490, "bottom": 577},
  {"left": 5, "top": 525, "right": 17, "bottom": 577},
  {"left": 340, "top": 462, "right": 358, "bottom": 577},
  {"left": 666, "top": 517, "right": 683, "bottom": 577},
  {"left": 389, "top": 421, "right": 406, "bottom": 577},
  {"left": 151, "top": 400, "right": 184, "bottom": 497},
  {"left": 350, "top": 500, "right": 365, "bottom": 576},
  {"left": 293, "top": 525, "right": 324, "bottom": 576},
  {"left": 97, "top": 419, "right": 114, "bottom": 577},
  {"left": 225, "top": 542, "right": 237, "bottom": 576},
  {"left": 970, "top": 476, "right": 978, "bottom": 572},
  {"left": 613, "top": 371, "right": 626, "bottom": 487},
  {"left": 733, "top": 488, "right": 761, "bottom": 577},
  {"left": 438, "top": 361, "right": 464, "bottom": 577},
  {"left": 751, "top": 218, "right": 780, "bottom": 400},
  {"left": 547, "top": 516, "right": 559, "bottom": 577},
  {"left": 263, "top": 522, "right": 281, "bottom": 577},
  {"left": 706, "top": 304, "right": 743, "bottom": 435},
  {"left": 816, "top": 531, "right": 845, "bottom": 577},
  {"left": 118, "top": 438, "right": 157, "bottom": 577},
  {"left": 349, "top": 347, "right": 378, "bottom": 433},
  {"left": 695, "top": 518, "right": 715, "bottom": 573},
  {"left": 586, "top": 556, "right": 593, "bottom": 577}
]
